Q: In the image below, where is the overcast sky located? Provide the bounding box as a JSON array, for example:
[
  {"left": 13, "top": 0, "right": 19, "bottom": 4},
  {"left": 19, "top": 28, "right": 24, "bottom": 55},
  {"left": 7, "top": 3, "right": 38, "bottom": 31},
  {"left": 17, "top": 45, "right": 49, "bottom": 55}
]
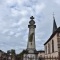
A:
[{"left": 0, "top": 0, "right": 60, "bottom": 54}]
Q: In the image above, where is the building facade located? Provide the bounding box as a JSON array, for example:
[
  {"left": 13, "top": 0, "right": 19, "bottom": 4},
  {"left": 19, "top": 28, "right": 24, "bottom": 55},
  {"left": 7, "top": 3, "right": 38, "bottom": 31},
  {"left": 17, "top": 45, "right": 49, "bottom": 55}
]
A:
[
  {"left": 37, "top": 50, "right": 45, "bottom": 58},
  {"left": 44, "top": 16, "right": 60, "bottom": 58},
  {"left": 0, "top": 49, "right": 16, "bottom": 60}
]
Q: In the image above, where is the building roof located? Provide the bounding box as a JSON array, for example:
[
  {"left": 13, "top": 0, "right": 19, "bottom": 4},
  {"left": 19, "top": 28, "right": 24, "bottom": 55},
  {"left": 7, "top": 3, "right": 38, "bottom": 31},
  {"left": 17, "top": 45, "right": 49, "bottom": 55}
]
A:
[
  {"left": 37, "top": 50, "right": 45, "bottom": 53},
  {"left": 44, "top": 27, "right": 60, "bottom": 45},
  {"left": 53, "top": 13, "right": 57, "bottom": 33},
  {"left": 53, "top": 19, "right": 57, "bottom": 33},
  {"left": 0, "top": 50, "right": 6, "bottom": 53}
]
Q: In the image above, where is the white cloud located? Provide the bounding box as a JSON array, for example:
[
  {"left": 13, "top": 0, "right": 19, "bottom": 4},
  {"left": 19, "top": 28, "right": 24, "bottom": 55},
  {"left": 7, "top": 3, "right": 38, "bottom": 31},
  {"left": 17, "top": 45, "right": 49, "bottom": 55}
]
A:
[
  {"left": 35, "top": 3, "right": 45, "bottom": 15},
  {"left": 15, "top": 33, "right": 21, "bottom": 37},
  {"left": 9, "top": 31, "right": 15, "bottom": 36},
  {"left": 2, "top": 29, "right": 9, "bottom": 34},
  {"left": 55, "top": 0, "right": 60, "bottom": 5},
  {"left": 12, "top": 22, "right": 18, "bottom": 27},
  {"left": 20, "top": 10, "right": 28, "bottom": 16},
  {"left": 11, "top": 8, "right": 20, "bottom": 16}
]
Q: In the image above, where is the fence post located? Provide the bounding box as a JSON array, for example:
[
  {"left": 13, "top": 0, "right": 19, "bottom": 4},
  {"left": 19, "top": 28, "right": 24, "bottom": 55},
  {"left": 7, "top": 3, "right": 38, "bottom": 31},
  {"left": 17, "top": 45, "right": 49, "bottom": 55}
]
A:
[
  {"left": 55, "top": 57, "right": 56, "bottom": 60},
  {"left": 47, "top": 56, "right": 48, "bottom": 60},
  {"left": 58, "top": 52, "right": 60, "bottom": 60},
  {"left": 49, "top": 56, "right": 51, "bottom": 60},
  {"left": 44, "top": 56, "right": 45, "bottom": 60},
  {"left": 52, "top": 56, "right": 53, "bottom": 60},
  {"left": 58, "top": 56, "right": 59, "bottom": 60}
]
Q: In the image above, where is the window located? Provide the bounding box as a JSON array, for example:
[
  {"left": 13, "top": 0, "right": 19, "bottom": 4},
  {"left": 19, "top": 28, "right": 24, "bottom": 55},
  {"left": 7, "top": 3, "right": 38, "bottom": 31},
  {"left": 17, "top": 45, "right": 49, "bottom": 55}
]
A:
[
  {"left": 57, "top": 33, "right": 60, "bottom": 37},
  {"left": 40, "top": 55, "right": 42, "bottom": 57},
  {"left": 48, "top": 43, "right": 50, "bottom": 54},
  {"left": 57, "top": 38, "right": 60, "bottom": 43},
  {"left": 57, "top": 38, "right": 60, "bottom": 48},
  {"left": 45, "top": 46, "right": 47, "bottom": 54},
  {"left": 52, "top": 40, "right": 54, "bottom": 52}
]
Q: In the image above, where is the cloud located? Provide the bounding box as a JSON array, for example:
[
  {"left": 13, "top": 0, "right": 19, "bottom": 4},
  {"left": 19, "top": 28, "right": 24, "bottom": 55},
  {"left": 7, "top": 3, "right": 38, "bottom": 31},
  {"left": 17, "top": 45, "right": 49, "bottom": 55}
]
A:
[
  {"left": 9, "top": 31, "right": 15, "bottom": 36},
  {"left": 2, "top": 29, "right": 9, "bottom": 34},
  {"left": 54, "top": 0, "right": 60, "bottom": 5},
  {"left": 34, "top": 3, "right": 45, "bottom": 15},
  {"left": 0, "top": 0, "right": 60, "bottom": 54},
  {"left": 15, "top": 33, "right": 21, "bottom": 37}
]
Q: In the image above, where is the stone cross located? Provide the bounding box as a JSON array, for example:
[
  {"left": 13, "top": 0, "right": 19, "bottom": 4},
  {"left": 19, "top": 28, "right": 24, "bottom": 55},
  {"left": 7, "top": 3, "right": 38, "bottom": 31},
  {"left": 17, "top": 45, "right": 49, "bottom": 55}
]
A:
[{"left": 30, "top": 16, "right": 34, "bottom": 20}]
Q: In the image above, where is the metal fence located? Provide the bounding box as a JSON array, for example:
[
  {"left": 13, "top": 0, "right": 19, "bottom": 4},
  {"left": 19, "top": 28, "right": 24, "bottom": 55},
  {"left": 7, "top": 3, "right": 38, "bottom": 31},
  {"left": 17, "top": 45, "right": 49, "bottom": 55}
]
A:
[
  {"left": 39, "top": 57, "right": 59, "bottom": 60},
  {"left": 23, "top": 57, "right": 59, "bottom": 60}
]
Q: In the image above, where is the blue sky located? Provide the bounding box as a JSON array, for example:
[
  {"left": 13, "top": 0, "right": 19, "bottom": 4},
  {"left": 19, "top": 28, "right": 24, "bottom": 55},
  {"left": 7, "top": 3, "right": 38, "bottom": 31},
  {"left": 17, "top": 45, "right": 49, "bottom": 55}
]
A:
[{"left": 0, "top": 0, "right": 60, "bottom": 53}]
